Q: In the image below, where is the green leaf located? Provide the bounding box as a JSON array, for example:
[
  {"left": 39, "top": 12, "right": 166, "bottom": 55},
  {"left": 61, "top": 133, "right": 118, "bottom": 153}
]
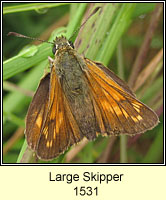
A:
[{"left": 3, "top": 3, "right": 70, "bottom": 14}]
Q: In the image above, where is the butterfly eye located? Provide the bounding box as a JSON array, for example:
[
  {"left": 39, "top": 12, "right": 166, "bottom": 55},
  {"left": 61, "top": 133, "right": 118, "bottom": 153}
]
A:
[
  {"left": 52, "top": 45, "right": 57, "bottom": 55},
  {"left": 68, "top": 40, "right": 74, "bottom": 49}
]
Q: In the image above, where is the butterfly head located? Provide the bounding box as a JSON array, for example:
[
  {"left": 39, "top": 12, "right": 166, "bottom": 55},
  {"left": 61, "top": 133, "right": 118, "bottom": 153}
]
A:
[{"left": 52, "top": 36, "right": 74, "bottom": 55}]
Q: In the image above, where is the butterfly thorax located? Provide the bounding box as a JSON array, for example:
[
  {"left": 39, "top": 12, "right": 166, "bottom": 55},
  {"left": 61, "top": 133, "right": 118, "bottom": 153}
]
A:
[{"left": 52, "top": 37, "right": 87, "bottom": 95}]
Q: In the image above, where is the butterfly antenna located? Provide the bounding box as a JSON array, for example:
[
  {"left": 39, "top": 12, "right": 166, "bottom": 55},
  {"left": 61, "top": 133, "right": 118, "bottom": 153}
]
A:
[
  {"left": 68, "top": 6, "right": 101, "bottom": 41},
  {"left": 7, "top": 32, "right": 54, "bottom": 45},
  {"left": 7, "top": 7, "right": 101, "bottom": 44}
]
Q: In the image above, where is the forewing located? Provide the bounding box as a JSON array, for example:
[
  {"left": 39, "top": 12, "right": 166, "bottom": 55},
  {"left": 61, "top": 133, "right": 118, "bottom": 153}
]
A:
[
  {"left": 36, "top": 66, "right": 82, "bottom": 160},
  {"left": 25, "top": 73, "right": 50, "bottom": 150},
  {"left": 84, "top": 58, "right": 159, "bottom": 136}
]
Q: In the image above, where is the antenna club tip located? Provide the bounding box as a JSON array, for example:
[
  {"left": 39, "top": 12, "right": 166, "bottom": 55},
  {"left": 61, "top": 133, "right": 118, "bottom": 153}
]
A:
[
  {"left": 7, "top": 32, "right": 22, "bottom": 37},
  {"left": 92, "top": 6, "right": 101, "bottom": 15},
  {"left": 94, "top": 7, "right": 101, "bottom": 12},
  {"left": 7, "top": 32, "right": 15, "bottom": 36}
]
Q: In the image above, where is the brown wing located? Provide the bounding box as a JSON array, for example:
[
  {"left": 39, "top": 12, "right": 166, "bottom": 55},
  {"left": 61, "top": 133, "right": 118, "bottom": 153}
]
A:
[
  {"left": 84, "top": 58, "right": 159, "bottom": 136},
  {"left": 25, "top": 73, "right": 50, "bottom": 150},
  {"left": 36, "top": 66, "right": 82, "bottom": 160}
]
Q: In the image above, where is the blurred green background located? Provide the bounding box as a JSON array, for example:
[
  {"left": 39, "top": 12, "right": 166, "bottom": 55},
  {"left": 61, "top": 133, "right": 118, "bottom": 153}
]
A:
[{"left": 3, "top": 3, "right": 163, "bottom": 164}]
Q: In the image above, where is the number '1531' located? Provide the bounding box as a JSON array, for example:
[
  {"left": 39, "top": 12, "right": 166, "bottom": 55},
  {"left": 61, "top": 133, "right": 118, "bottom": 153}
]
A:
[{"left": 74, "top": 186, "right": 98, "bottom": 196}]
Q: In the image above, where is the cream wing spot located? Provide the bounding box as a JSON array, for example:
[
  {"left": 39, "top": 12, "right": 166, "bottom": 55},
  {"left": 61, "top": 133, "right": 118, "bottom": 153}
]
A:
[
  {"left": 55, "top": 124, "right": 60, "bottom": 134},
  {"left": 56, "top": 111, "right": 63, "bottom": 134},
  {"left": 131, "top": 116, "right": 138, "bottom": 122},
  {"left": 36, "top": 115, "right": 42, "bottom": 128},
  {"left": 53, "top": 129, "right": 56, "bottom": 139},
  {"left": 137, "top": 115, "right": 143, "bottom": 121},
  {"left": 113, "top": 105, "right": 123, "bottom": 116},
  {"left": 45, "top": 134, "right": 48, "bottom": 140},
  {"left": 58, "top": 112, "right": 63, "bottom": 125},
  {"left": 131, "top": 115, "right": 143, "bottom": 122},
  {"left": 132, "top": 103, "right": 141, "bottom": 113},
  {"left": 50, "top": 140, "right": 53, "bottom": 147},
  {"left": 121, "top": 108, "right": 129, "bottom": 119},
  {"left": 43, "top": 127, "right": 48, "bottom": 139},
  {"left": 46, "top": 140, "right": 53, "bottom": 148},
  {"left": 43, "top": 127, "right": 48, "bottom": 135},
  {"left": 134, "top": 107, "right": 141, "bottom": 113},
  {"left": 46, "top": 141, "right": 50, "bottom": 148}
]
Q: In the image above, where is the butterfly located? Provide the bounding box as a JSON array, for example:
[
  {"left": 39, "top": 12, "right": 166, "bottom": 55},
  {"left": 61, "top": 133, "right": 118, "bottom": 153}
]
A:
[
  {"left": 23, "top": 34, "right": 159, "bottom": 160},
  {"left": 7, "top": 7, "right": 159, "bottom": 161}
]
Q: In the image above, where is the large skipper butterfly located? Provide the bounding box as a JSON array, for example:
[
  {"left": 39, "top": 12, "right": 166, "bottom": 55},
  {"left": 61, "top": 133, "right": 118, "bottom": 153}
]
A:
[{"left": 8, "top": 7, "right": 159, "bottom": 161}]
